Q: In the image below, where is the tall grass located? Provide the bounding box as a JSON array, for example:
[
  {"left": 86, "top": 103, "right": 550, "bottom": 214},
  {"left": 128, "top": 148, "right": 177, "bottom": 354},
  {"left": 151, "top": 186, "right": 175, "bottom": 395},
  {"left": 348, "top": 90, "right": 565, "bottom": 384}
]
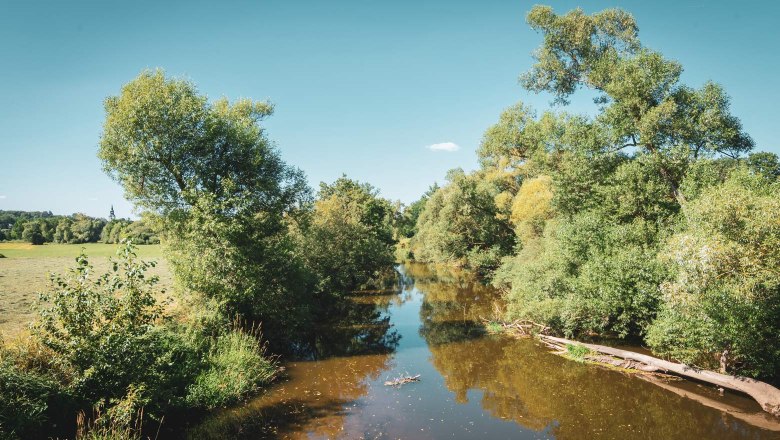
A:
[{"left": 186, "top": 323, "right": 277, "bottom": 409}]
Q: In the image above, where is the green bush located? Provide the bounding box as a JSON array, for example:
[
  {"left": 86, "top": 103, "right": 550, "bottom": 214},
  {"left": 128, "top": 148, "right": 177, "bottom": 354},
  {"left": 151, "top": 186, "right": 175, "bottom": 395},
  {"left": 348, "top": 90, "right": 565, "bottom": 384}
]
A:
[
  {"left": 566, "top": 344, "right": 591, "bottom": 363},
  {"left": 32, "top": 241, "right": 201, "bottom": 415},
  {"left": 186, "top": 328, "right": 277, "bottom": 409},
  {"left": 0, "top": 357, "right": 60, "bottom": 438},
  {"left": 0, "top": 242, "right": 280, "bottom": 436},
  {"left": 647, "top": 170, "right": 780, "bottom": 378}
]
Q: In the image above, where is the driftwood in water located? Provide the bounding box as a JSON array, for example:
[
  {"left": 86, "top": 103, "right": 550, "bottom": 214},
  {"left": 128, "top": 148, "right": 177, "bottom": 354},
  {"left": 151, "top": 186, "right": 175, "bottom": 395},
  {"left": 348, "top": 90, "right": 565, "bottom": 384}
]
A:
[
  {"left": 539, "top": 334, "right": 780, "bottom": 417},
  {"left": 384, "top": 374, "right": 421, "bottom": 387},
  {"left": 485, "top": 318, "right": 551, "bottom": 337}
]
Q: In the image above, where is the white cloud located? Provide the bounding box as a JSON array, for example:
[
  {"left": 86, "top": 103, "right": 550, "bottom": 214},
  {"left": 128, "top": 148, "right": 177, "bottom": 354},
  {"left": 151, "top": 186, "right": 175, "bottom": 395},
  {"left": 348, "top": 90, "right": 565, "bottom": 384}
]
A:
[
  {"left": 0, "top": 195, "right": 6, "bottom": 199},
  {"left": 427, "top": 141, "right": 460, "bottom": 152}
]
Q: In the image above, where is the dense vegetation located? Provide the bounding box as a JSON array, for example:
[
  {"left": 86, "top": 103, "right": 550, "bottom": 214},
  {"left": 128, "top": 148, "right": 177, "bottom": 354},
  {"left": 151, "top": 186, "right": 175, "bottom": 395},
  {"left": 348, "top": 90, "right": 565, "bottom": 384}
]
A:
[
  {"left": 0, "top": 210, "right": 159, "bottom": 245},
  {"left": 0, "top": 71, "right": 399, "bottom": 439},
  {"left": 406, "top": 6, "right": 780, "bottom": 381},
  {"left": 3, "top": 4, "right": 779, "bottom": 438}
]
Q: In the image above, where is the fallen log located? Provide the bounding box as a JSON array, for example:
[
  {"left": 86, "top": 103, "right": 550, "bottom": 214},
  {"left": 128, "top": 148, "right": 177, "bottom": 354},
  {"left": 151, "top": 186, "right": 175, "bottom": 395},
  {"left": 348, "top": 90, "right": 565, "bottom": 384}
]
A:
[
  {"left": 482, "top": 318, "right": 551, "bottom": 337},
  {"left": 539, "top": 334, "right": 780, "bottom": 417}
]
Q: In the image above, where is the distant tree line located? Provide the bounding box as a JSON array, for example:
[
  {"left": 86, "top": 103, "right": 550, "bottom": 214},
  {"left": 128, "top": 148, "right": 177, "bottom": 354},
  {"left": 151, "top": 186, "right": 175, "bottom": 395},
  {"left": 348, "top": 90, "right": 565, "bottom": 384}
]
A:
[{"left": 0, "top": 210, "right": 159, "bottom": 245}]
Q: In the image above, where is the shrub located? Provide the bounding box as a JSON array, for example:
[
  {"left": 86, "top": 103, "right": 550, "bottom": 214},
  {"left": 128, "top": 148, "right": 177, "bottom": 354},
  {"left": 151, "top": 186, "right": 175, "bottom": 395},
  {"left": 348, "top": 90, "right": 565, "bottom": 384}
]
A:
[
  {"left": 0, "top": 357, "right": 59, "bottom": 438},
  {"left": 186, "top": 327, "right": 277, "bottom": 409},
  {"left": 566, "top": 344, "right": 591, "bottom": 363},
  {"left": 32, "top": 241, "right": 201, "bottom": 415},
  {"left": 74, "top": 386, "right": 147, "bottom": 440},
  {"left": 647, "top": 170, "right": 780, "bottom": 378}
]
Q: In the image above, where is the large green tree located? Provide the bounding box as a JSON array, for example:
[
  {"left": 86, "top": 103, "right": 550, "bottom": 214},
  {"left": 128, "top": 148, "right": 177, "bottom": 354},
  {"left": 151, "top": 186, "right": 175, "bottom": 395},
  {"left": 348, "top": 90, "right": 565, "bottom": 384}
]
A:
[
  {"left": 98, "top": 70, "right": 312, "bottom": 336},
  {"left": 411, "top": 168, "right": 515, "bottom": 275},
  {"left": 296, "top": 176, "right": 397, "bottom": 294},
  {"left": 521, "top": 5, "right": 753, "bottom": 203}
]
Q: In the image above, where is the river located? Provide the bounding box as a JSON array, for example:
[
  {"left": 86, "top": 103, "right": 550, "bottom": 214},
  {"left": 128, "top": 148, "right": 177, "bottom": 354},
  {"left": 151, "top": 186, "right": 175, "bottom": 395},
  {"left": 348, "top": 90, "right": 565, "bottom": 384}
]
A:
[{"left": 189, "top": 263, "right": 780, "bottom": 439}]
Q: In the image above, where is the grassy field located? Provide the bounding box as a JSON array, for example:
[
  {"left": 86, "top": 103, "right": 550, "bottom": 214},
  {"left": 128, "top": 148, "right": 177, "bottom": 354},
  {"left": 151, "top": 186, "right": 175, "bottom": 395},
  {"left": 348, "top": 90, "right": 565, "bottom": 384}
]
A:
[{"left": 0, "top": 242, "right": 173, "bottom": 337}]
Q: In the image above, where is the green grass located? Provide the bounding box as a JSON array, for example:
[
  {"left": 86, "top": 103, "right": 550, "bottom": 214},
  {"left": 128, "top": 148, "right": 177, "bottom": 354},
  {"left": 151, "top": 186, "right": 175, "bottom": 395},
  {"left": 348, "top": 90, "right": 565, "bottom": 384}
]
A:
[
  {"left": 0, "top": 242, "right": 163, "bottom": 259},
  {"left": 186, "top": 328, "right": 277, "bottom": 409},
  {"left": 566, "top": 343, "right": 591, "bottom": 363},
  {"left": 0, "top": 243, "right": 172, "bottom": 337}
]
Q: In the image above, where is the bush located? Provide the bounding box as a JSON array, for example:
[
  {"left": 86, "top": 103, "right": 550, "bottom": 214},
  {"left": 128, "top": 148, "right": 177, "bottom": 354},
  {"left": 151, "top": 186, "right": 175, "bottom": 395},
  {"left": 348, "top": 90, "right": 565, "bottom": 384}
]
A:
[
  {"left": 32, "top": 241, "right": 202, "bottom": 415},
  {"left": 74, "top": 386, "right": 147, "bottom": 440},
  {"left": 0, "top": 357, "right": 60, "bottom": 438},
  {"left": 566, "top": 344, "right": 591, "bottom": 363},
  {"left": 186, "top": 327, "right": 277, "bottom": 409},
  {"left": 0, "top": 242, "right": 280, "bottom": 437},
  {"left": 647, "top": 170, "right": 780, "bottom": 378}
]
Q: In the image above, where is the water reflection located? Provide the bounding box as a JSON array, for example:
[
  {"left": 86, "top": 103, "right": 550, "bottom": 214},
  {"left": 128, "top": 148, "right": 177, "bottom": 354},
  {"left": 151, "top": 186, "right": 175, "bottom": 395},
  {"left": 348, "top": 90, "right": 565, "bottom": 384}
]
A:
[
  {"left": 190, "top": 353, "right": 393, "bottom": 439},
  {"left": 190, "top": 291, "right": 402, "bottom": 439},
  {"left": 284, "top": 293, "right": 402, "bottom": 361},
  {"left": 189, "top": 263, "right": 780, "bottom": 439},
  {"left": 429, "top": 337, "right": 780, "bottom": 438}
]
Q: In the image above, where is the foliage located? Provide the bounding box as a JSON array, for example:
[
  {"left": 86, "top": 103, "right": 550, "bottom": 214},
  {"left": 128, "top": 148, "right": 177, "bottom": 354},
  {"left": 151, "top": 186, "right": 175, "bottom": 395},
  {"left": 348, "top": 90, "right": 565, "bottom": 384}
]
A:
[
  {"left": 411, "top": 169, "right": 515, "bottom": 275},
  {"left": 21, "top": 220, "right": 47, "bottom": 245},
  {"left": 296, "top": 176, "right": 397, "bottom": 294},
  {"left": 396, "top": 184, "right": 438, "bottom": 239},
  {"left": 98, "top": 69, "right": 315, "bottom": 339},
  {"left": 406, "top": 5, "right": 776, "bottom": 379},
  {"left": 0, "top": 352, "right": 66, "bottom": 438},
  {"left": 186, "top": 327, "right": 277, "bottom": 409},
  {"left": 74, "top": 386, "right": 146, "bottom": 440},
  {"left": 100, "top": 218, "right": 159, "bottom": 245},
  {"left": 0, "top": 242, "right": 280, "bottom": 436},
  {"left": 522, "top": 5, "right": 753, "bottom": 202},
  {"left": 32, "top": 242, "right": 199, "bottom": 411},
  {"left": 647, "top": 170, "right": 780, "bottom": 378},
  {"left": 510, "top": 175, "right": 554, "bottom": 241},
  {"left": 0, "top": 210, "right": 157, "bottom": 247},
  {"left": 565, "top": 344, "right": 590, "bottom": 363}
]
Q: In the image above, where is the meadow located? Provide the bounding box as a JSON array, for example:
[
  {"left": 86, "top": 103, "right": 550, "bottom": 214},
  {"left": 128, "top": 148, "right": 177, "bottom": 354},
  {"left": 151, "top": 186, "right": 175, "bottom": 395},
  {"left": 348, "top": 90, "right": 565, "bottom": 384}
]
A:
[{"left": 0, "top": 242, "right": 172, "bottom": 336}]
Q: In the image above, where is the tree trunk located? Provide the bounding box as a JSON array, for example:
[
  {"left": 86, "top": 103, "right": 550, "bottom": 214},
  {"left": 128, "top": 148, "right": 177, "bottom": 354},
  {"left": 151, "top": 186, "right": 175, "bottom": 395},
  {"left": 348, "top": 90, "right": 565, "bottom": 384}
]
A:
[{"left": 539, "top": 335, "right": 780, "bottom": 417}]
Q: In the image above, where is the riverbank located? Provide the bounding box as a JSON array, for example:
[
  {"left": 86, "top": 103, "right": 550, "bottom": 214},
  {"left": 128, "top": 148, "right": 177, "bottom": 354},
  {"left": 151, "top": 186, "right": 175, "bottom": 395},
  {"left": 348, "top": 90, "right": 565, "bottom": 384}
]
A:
[{"left": 187, "top": 263, "right": 780, "bottom": 439}]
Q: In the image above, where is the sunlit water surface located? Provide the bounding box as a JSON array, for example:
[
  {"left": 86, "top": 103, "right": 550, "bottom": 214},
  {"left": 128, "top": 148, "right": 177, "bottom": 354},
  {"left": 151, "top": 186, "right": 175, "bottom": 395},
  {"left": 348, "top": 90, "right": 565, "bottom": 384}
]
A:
[{"left": 189, "top": 264, "right": 780, "bottom": 439}]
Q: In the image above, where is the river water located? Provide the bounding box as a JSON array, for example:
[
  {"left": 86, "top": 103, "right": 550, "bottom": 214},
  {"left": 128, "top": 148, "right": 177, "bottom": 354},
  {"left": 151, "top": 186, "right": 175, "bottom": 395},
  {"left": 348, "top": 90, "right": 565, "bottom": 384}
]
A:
[{"left": 190, "top": 263, "right": 780, "bottom": 439}]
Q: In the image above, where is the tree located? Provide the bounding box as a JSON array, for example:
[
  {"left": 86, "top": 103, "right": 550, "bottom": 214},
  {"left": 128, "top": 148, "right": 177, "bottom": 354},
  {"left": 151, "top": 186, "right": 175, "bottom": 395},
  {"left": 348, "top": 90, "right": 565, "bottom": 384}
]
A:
[
  {"left": 99, "top": 69, "right": 308, "bottom": 217},
  {"left": 296, "top": 176, "right": 397, "bottom": 294},
  {"left": 70, "top": 213, "right": 105, "bottom": 244},
  {"left": 412, "top": 169, "right": 515, "bottom": 275},
  {"left": 98, "top": 70, "right": 312, "bottom": 338},
  {"left": 396, "top": 183, "right": 438, "bottom": 239},
  {"left": 521, "top": 5, "right": 753, "bottom": 203},
  {"left": 53, "top": 218, "right": 73, "bottom": 243},
  {"left": 647, "top": 169, "right": 780, "bottom": 378},
  {"left": 21, "top": 221, "right": 46, "bottom": 245}
]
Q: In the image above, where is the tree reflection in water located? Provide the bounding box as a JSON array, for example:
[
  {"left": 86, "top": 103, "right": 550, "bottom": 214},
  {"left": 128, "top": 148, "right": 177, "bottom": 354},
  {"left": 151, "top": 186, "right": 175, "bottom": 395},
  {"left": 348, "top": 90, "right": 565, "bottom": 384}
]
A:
[
  {"left": 191, "top": 264, "right": 780, "bottom": 440},
  {"left": 190, "top": 292, "right": 404, "bottom": 439},
  {"left": 410, "top": 261, "right": 780, "bottom": 440},
  {"left": 413, "top": 262, "right": 500, "bottom": 346},
  {"left": 428, "top": 337, "right": 780, "bottom": 439}
]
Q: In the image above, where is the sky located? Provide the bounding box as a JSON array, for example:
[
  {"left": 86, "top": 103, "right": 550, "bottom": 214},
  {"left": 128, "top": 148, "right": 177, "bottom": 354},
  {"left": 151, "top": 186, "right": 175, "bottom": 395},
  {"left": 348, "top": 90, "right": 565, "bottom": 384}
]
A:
[{"left": 1, "top": 0, "right": 778, "bottom": 219}]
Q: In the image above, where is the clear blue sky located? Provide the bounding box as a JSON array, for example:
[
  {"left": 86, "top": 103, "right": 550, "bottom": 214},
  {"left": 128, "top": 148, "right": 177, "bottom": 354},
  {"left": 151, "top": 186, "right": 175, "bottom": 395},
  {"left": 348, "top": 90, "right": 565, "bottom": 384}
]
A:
[{"left": 1, "top": 0, "right": 777, "bottom": 218}]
